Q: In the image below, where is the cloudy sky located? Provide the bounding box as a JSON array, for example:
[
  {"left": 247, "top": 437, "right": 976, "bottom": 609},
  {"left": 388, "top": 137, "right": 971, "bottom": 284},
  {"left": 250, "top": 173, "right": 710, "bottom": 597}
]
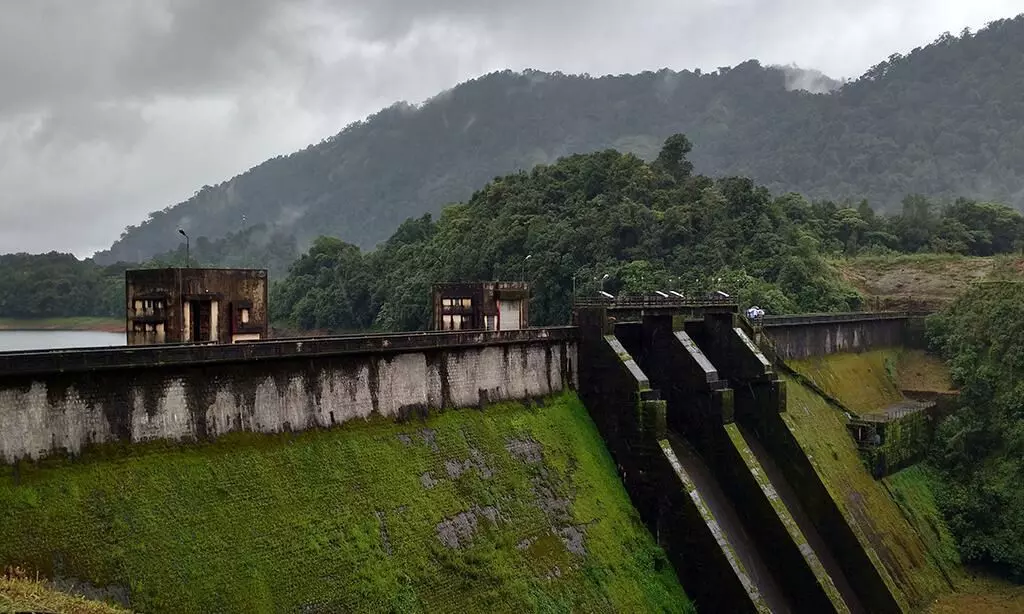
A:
[{"left": 1, "top": 0, "right": 1020, "bottom": 257}]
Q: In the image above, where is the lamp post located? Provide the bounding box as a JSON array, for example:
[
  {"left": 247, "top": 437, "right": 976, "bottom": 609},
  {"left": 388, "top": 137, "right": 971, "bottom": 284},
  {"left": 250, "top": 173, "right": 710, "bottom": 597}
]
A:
[
  {"left": 600, "top": 273, "right": 609, "bottom": 292},
  {"left": 178, "top": 228, "right": 190, "bottom": 268},
  {"left": 522, "top": 254, "right": 532, "bottom": 281}
]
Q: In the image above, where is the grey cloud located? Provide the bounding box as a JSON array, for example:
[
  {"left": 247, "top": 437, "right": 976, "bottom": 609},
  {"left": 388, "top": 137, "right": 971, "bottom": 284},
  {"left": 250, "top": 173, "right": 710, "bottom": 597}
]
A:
[
  {"left": 0, "top": 0, "right": 1020, "bottom": 255},
  {"left": 24, "top": 104, "right": 148, "bottom": 151},
  {"left": 0, "top": 0, "right": 310, "bottom": 115}
]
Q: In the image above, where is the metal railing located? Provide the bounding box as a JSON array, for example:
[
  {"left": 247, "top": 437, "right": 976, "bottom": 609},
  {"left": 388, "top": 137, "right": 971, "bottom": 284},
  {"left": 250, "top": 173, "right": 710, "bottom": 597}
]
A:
[
  {"left": 760, "top": 311, "right": 928, "bottom": 327},
  {"left": 574, "top": 295, "right": 737, "bottom": 309}
]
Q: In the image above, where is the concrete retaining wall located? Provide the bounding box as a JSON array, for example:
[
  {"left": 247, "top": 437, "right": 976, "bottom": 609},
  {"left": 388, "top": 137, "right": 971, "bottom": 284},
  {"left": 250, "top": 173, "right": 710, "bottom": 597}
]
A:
[
  {"left": 763, "top": 313, "right": 921, "bottom": 359},
  {"left": 857, "top": 408, "right": 935, "bottom": 479},
  {"left": 0, "top": 328, "right": 576, "bottom": 464}
]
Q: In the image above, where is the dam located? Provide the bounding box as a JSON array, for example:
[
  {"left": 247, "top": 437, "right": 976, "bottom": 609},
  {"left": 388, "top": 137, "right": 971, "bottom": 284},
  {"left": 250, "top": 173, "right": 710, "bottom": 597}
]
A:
[{"left": 0, "top": 299, "right": 957, "bottom": 612}]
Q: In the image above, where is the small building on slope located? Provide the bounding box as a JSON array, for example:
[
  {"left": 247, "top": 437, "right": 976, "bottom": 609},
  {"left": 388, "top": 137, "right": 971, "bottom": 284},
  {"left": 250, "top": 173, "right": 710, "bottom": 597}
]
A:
[{"left": 432, "top": 282, "right": 530, "bottom": 332}]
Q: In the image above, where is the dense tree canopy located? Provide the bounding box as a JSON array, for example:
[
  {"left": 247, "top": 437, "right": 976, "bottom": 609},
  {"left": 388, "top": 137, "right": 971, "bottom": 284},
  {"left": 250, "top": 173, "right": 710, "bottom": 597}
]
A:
[
  {"left": 6, "top": 136, "right": 1023, "bottom": 325},
  {"left": 0, "top": 226, "right": 297, "bottom": 321},
  {"left": 270, "top": 136, "right": 1024, "bottom": 332},
  {"left": 97, "top": 16, "right": 1024, "bottom": 264},
  {"left": 927, "top": 281, "right": 1024, "bottom": 579},
  {"left": 0, "top": 254, "right": 126, "bottom": 319}
]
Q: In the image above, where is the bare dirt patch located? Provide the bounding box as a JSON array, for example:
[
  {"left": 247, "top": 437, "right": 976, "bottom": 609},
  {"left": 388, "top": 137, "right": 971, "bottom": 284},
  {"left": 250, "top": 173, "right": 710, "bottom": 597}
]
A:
[
  {"left": 927, "top": 576, "right": 1024, "bottom": 614},
  {"left": 835, "top": 255, "right": 1002, "bottom": 311},
  {"left": 896, "top": 350, "right": 955, "bottom": 393}
]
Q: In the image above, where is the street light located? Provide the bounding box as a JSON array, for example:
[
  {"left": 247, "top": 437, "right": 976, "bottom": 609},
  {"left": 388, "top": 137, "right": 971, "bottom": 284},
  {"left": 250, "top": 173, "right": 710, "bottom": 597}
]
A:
[
  {"left": 600, "top": 273, "right": 610, "bottom": 292},
  {"left": 178, "top": 228, "right": 190, "bottom": 268},
  {"left": 522, "top": 254, "right": 532, "bottom": 281}
]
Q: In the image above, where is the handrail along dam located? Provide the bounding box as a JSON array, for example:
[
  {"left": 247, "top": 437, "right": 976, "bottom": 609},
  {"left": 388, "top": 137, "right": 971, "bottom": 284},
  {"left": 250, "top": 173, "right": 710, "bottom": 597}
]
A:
[{"left": 0, "top": 301, "right": 948, "bottom": 613}]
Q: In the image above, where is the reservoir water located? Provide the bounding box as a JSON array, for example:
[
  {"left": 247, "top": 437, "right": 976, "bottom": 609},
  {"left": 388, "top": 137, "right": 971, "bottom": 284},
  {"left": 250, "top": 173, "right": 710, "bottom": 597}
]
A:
[{"left": 0, "top": 330, "right": 125, "bottom": 352}]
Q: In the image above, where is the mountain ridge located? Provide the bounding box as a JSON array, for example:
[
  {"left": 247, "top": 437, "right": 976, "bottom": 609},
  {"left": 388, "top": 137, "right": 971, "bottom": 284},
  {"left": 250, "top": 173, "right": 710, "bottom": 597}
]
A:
[{"left": 95, "top": 15, "right": 1024, "bottom": 264}]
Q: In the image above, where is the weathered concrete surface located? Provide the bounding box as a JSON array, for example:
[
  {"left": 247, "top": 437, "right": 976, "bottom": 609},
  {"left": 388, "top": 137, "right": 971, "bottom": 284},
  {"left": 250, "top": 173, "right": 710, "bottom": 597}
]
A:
[
  {"left": 701, "top": 321, "right": 904, "bottom": 613},
  {"left": 574, "top": 308, "right": 764, "bottom": 613},
  {"left": 762, "top": 313, "right": 922, "bottom": 359},
  {"left": 125, "top": 267, "right": 269, "bottom": 345},
  {"left": 0, "top": 329, "right": 575, "bottom": 463},
  {"left": 624, "top": 315, "right": 851, "bottom": 613},
  {"left": 663, "top": 433, "right": 788, "bottom": 612}
]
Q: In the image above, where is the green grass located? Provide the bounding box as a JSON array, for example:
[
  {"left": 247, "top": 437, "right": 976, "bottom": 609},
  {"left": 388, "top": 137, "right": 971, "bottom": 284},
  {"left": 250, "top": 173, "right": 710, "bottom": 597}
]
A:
[
  {"left": 788, "top": 350, "right": 905, "bottom": 415},
  {"left": 0, "top": 392, "right": 691, "bottom": 614},
  {"left": 883, "top": 466, "right": 963, "bottom": 586},
  {"left": 0, "top": 316, "right": 122, "bottom": 331}
]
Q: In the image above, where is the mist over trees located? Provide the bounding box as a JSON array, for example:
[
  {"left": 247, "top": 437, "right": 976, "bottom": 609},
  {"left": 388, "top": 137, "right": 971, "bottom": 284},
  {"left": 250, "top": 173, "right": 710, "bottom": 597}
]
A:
[{"left": 95, "top": 16, "right": 1024, "bottom": 265}]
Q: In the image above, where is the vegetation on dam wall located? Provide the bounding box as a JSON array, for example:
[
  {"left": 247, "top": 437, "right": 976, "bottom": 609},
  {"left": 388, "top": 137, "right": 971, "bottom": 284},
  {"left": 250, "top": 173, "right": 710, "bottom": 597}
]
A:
[
  {"left": 0, "top": 393, "right": 690, "bottom": 614},
  {"left": 885, "top": 466, "right": 1024, "bottom": 613},
  {"left": 786, "top": 308, "right": 1024, "bottom": 593},
  {"left": 787, "top": 349, "right": 953, "bottom": 478},
  {"left": 787, "top": 349, "right": 905, "bottom": 415},
  {"left": 883, "top": 466, "right": 962, "bottom": 580},
  {"left": 782, "top": 373, "right": 954, "bottom": 610}
]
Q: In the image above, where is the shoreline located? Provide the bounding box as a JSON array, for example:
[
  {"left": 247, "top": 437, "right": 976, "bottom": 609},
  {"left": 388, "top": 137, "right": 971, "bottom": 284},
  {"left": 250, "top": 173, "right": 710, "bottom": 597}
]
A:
[{"left": 0, "top": 317, "right": 123, "bottom": 333}]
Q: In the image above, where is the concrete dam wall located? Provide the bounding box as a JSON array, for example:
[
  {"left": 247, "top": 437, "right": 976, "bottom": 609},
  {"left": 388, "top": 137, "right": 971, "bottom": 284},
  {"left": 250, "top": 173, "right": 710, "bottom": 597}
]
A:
[
  {"left": 0, "top": 392, "right": 693, "bottom": 613},
  {"left": 762, "top": 312, "right": 925, "bottom": 359},
  {"left": 0, "top": 328, "right": 576, "bottom": 464},
  {"left": 574, "top": 309, "right": 952, "bottom": 613},
  {"left": 0, "top": 310, "right": 956, "bottom": 612}
]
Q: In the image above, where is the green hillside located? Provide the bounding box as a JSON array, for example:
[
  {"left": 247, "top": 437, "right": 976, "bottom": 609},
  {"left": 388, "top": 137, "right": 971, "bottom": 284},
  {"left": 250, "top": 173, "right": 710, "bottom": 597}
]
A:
[
  {"left": 96, "top": 15, "right": 1024, "bottom": 263},
  {"left": 268, "top": 137, "right": 1024, "bottom": 333},
  {"left": 927, "top": 281, "right": 1024, "bottom": 580},
  {"left": 8, "top": 134, "right": 1024, "bottom": 329},
  {"left": 0, "top": 393, "right": 690, "bottom": 614}
]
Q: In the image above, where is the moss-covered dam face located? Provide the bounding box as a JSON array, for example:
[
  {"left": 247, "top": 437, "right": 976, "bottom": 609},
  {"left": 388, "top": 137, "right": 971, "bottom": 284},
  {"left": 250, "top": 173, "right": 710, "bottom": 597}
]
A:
[
  {"left": 0, "top": 312, "right": 970, "bottom": 612},
  {"left": 1, "top": 393, "right": 691, "bottom": 613}
]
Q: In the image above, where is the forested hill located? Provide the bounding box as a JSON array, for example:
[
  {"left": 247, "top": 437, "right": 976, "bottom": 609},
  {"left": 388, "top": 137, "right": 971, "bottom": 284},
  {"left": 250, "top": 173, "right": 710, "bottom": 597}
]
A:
[
  {"left": 96, "top": 15, "right": 1024, "bottom": 264},
  {"left": 269, "top": 135, "right": 1024, "bottom": 333}
]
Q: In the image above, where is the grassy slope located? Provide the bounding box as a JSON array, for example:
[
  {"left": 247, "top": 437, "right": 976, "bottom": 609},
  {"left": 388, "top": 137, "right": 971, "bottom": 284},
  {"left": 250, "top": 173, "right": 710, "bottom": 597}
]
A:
[
  {"left": 883, "top": 466, "right": 962, "bottom": 584},
  {"left": 882, "top": 468, "right": 1024, "bottom": 612},
  {"left": 789, "top": 350, "right": 1024, "bottom": 610},
  {"left": 782, "top": 351, "right": 957, "bottom": 610},
  {"left": 1, "top": 574, "right": 131, "bottom": 614},
  {"left": 895, "top": 350, "right": 955, "bottom": 393},
  {"left": 788, "top": 350, "right": 904, "bottom": 415},
  {"left": 0, "top": 393, "right": 690, "bottom": 614},
  {"left": 926, "top": 576, "right": 1024, "bottom": 613}
]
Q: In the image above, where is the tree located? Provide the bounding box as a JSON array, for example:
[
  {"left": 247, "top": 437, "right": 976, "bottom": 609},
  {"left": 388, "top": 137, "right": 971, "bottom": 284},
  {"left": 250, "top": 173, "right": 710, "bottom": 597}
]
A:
[
  {"left": 271, "top": 137, "right": 870, "bottom": 333},
  {"left": 653, "top": 134, "right": 695, "bottom": 182},
  {"left": 927, "top": 282, "right": 1024, "bottom": 579}
]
